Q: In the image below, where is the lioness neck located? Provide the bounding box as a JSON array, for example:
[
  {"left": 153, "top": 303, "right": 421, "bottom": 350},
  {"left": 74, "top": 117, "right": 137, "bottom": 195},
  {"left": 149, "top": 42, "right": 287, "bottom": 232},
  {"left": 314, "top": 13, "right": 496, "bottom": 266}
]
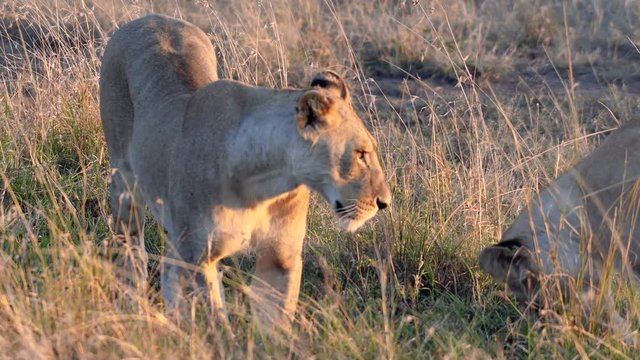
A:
[
  {"left": 503, "top": 171, "right": 584, "bottom": 275},
  {"left": 201, "top": 82, "right": 309, "bottom": 206}
]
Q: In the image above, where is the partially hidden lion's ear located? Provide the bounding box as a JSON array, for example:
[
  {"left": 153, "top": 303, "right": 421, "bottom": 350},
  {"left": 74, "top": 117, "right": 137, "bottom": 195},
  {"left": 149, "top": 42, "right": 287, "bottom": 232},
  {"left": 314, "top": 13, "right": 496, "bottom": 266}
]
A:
[
  {"left": 310, "top": 70, "right": 351, "bottom": 102},
  {"left": 296, "top": 90, "right": 337, "bottom": 142},
  {"left": 479, "top": 239, "right": 534, "bottom": 284}
]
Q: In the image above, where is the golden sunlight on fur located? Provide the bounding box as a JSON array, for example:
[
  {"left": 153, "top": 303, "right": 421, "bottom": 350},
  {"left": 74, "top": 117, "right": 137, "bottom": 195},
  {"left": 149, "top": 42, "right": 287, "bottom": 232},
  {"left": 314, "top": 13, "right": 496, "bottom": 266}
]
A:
[{"left": 99, "top": 14, "right": 390, "bottom": 328}]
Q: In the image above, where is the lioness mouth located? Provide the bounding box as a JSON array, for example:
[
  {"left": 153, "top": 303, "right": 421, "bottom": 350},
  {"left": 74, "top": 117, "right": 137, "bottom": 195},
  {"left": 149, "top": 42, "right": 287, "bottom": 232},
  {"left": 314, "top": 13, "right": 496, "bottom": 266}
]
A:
[{"left": 335, "top": 200, "right": 346, "bottom": 212}]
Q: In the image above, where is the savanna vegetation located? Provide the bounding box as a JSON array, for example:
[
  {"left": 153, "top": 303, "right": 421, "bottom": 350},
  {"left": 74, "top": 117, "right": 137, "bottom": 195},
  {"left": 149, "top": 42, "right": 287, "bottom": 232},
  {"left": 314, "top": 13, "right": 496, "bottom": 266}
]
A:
[{"left": 0, "top": 0, "right": 639, "bottom": 358}]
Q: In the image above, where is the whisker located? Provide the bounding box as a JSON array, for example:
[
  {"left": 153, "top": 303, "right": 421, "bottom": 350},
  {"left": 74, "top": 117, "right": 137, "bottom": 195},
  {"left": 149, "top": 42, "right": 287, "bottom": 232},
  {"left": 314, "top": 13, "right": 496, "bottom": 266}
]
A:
[
  {"left": 336, "top": 203, "right": 357, "bottom": 211},
  {"left": 336, "top": 205, "right": 357, "bottom": 214},
  {"left": 338, "top": 211, "right": 355, "bottom": 221}
]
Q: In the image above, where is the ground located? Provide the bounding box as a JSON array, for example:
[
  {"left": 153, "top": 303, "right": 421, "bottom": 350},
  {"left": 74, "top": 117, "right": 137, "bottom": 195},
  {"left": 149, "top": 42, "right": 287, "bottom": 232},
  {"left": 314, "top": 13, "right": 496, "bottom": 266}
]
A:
[{"left": 0, "top": 0, "right": 639, "bottom": 358}]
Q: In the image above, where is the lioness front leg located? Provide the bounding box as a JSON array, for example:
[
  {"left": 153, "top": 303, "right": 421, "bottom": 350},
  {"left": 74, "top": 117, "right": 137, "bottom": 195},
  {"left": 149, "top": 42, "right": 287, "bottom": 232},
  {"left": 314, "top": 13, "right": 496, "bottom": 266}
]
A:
[
  {"left": 202, "top": 259, "right": 227, "bottom": 319},
  {"left": 251, "top": 249, "right": 303, "bottom": 329},
  {"left": 162, "top": 227, "right": 229, "bottom": 324},
  {"left": 162, "top": 258, "right": 228, "bottom": 322},
  {"left": 251, "top": 222, "right": 305, "bottom": 329},
  {"left": 249, "top": 189, "right": 309, "bottom": 329}
]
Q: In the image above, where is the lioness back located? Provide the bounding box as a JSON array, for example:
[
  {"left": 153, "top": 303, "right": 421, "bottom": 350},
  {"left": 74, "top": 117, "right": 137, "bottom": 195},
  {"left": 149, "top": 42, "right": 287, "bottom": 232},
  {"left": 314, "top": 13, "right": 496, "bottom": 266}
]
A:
[
  {"left": 101, "top": 14, "right": 217, "bottom": 100},
  {"left": 100, "top": 14, "right": 217, "bottom": 161}
]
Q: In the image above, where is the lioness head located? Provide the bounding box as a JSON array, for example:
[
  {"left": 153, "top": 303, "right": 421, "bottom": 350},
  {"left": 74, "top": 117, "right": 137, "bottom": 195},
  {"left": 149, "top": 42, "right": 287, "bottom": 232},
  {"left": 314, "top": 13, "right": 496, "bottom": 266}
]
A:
[
  {"left": 295, "top": 71, "right": 391, "bottom": 232},
  {"left": 479, "top": 238, "right": 540, "bottom": 304}
]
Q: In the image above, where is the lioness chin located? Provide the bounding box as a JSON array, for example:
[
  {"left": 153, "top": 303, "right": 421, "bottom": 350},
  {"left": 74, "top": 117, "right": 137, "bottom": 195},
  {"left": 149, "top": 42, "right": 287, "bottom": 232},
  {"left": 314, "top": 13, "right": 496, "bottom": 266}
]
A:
[
  {"left": 480, "top": 121, "right": 640, "bottom": 326},
  {"left": 99, "top": 14, "right": 391, "bottom": 327}
]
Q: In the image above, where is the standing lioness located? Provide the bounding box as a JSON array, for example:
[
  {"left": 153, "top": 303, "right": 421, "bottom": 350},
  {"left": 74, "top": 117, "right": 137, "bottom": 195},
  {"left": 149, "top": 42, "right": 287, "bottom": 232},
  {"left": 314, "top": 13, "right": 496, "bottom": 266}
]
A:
[{"left": 99, "top": 14, "right": 391, "bottom": 326}]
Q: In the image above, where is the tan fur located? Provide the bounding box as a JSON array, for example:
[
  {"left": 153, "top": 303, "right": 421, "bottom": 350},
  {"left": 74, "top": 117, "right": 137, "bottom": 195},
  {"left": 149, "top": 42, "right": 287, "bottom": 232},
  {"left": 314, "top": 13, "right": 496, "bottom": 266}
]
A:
[
  {"left": 99, "top": 14, "right": 391, "bottom": 326},
  {"left": 480, "top": 121, "right": 640, "bottom": 313}
]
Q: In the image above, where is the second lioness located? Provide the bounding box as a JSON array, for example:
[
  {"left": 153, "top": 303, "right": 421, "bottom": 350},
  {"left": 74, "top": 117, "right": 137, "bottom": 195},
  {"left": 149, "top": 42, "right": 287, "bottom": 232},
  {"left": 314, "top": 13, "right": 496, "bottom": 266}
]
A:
[
  {"left": 99, "top": 14, "right": 391, "bottom": 325},
  {"left": 480, "top": 121, "right": 640, "bottom": 312}
]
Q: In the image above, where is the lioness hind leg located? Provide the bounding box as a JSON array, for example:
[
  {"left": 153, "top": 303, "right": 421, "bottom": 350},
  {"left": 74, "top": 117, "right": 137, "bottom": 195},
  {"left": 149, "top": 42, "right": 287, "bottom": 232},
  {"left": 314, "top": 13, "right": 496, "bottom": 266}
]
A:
[
  {"left": 107, "top": 166, "right": 148, "bottom": 289},
  {"left": 110, "top": 166, "right": 145, "bottom": 236}
]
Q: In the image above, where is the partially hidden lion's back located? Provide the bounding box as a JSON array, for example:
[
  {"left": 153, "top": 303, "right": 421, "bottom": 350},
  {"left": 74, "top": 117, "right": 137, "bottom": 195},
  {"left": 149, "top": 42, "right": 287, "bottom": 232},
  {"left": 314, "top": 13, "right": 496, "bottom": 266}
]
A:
[
  {"left": 574, "top": 120, "right": 640, "bottom": 271},
  {"left": 99, "top": 14, "right": 218, "bottom": 158},
  {"left": 501, "top": 120, "right": 640, "bottom": 278}
]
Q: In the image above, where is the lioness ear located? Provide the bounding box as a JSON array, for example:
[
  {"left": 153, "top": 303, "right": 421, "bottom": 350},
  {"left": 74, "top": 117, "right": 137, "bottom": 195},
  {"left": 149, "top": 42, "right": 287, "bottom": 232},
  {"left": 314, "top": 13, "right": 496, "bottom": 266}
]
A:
[
  {"left": 296, "top": 90, "right": 337, "bottom": 141},
  {"left": 310, "top": 70, "right": 351, "bottom": 102},
  {"left": 479, "top": 239, "right": 533, "bottom": 284}
]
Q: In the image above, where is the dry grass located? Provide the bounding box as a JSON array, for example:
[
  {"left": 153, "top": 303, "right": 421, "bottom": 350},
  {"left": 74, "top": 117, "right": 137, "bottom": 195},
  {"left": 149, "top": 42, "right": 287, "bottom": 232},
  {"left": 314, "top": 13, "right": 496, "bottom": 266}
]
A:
[{"left": 0, "top": 0, "right": 639, "bottom": 358}]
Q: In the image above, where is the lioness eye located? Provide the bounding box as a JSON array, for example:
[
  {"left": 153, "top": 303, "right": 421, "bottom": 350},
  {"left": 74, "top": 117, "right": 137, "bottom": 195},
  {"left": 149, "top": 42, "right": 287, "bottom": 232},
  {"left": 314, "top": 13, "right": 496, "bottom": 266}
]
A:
[{"left": 356, "top": 150, "right": 367, "bottom": 161}]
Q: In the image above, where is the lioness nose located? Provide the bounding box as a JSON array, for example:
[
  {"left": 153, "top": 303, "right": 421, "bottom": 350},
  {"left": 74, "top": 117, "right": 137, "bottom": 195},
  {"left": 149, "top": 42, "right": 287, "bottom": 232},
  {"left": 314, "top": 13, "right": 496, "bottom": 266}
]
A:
[{"left": 376, "top": 197, "right": 388, "bottom": 210}]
